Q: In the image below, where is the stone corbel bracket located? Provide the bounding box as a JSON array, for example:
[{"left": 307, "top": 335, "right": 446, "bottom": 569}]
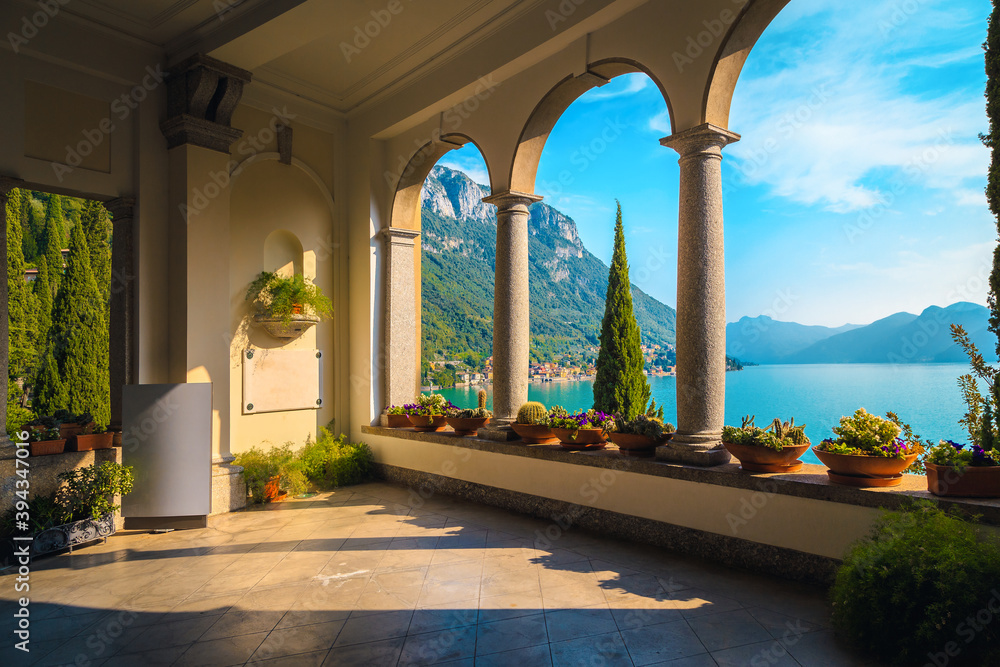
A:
[{"left": 161, "top": 54, "right": 252, "bottom": 153}]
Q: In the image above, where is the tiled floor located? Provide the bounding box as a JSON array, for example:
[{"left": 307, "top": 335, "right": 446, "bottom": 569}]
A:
[{"left": 1, "top": 482, "right": 879, "bottom": 666}]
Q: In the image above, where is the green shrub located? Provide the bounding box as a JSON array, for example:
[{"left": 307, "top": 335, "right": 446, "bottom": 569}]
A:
[
  {"left": 831, "top": 502, "right": 1000, "bottom": 665},
  {"left": 300, "top": 428, "right": 374, "bottom": 488},
  {"left": 234, "top": 443, "right": 308, "bottom": 503}
]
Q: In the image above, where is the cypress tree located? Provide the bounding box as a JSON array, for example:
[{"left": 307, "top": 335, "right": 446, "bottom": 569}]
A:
[
  {"left": 33, "top": 256, "right": 52, "bottom": 342},
  {"left": 6, "top": 188, "right": 36, "bottom": 382},
  {"left": 33, "top": 221, "right": 109, "bottom": 424},
  {"left": 22, "top": 200, "right": 41, "bottom": 263},
  {"left": 593, "top": 201, "right": 651, "bottom": 420},
  {"left": 41, "top": 195, "right": 65, "bottom": 297},
  {"left": 985, "top": 1, "right": 1000, "bottom": 436},
  {"left": 80, "top": 200, "right": 112, "bottom": 305}
]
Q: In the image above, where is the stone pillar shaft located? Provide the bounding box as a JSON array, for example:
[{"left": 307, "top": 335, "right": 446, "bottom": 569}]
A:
[
  {"left": 658, "top": 124, "right": 739, "bottom": 466},
  {"left": 381, "top": 227, "right": 421, "bottom": 410},
  {"left": 483, "top": 191, "right": 542, "bottom": 423},
  {"left": 104, "top": 198, "right": 136, "bottom": 430}
]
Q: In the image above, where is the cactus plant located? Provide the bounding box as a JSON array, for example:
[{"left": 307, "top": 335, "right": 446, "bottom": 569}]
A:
[
  {"left": 458, "top": 390, "right": 492, "bottom": 419},
  {"left": 516, "top": 401, "right": 547, "bottom": 425},
  {"left": 766, "top": 417, "right": 810, "bottom": 445},
  {"left": 478, "top": 390, "right": 487, "bottom": 410}
]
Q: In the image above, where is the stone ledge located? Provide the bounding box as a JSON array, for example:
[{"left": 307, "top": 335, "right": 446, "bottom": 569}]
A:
[{"left": 361, "top": 425, "right": 1000, "bottom": 526}]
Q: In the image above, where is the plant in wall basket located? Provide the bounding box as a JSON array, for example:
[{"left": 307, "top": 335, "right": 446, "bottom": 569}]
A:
[
  {"left": 245, "top": 271, "right": 333, "bottom": 339},
  {"left": 446, "top": 390, "right": 492, "bottom": 436},
  {"left": 549, "top": 407, "right": 616, "bottom": 450},
  {"left": 721, "top": 415, "right": 811, "bottom": 473},
  {"left": 923, "top": 325, "right": 1000, "bottom": 497},
  {"left": 406, "top": 393, "right": 454, "bottom": 432},
  {"left": 609, "top": 400, "right": 674, "bottom": 457},
  {"left": 384, "top": 405, "right": 412, "bottom": 428},
  {"left": 511, "top": 401, "right": 559, "bottom": 444},
  {"left": 26, "top": 426, "right": 65, "bottom": 457},
  {"left": 813, "top": 409, "right": 926, "bottom": 488}
]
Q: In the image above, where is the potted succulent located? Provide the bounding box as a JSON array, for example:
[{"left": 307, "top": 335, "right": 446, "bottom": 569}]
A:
[
  {"left": 813, "top": 409, "right": 925, "bottom": 487},
  {"left": 406, "top": 393, "right": 453, "bottom": 432},
  {"left": 446, "top": 390, "right": 492, "bottom": 436},
  {"left": 26, "top": 427, "right": 65, "bottom": 457},
  {"left": 245, "top": 271, "right": 333, "bottom": 339},
  {"left": 511, "top": 401, "right": 560, "bottom": 444},
  {"left": 923, "top": 325, "right": 1000, "bottom": 497},
  {"left": 549, "top": 407, "right": 616, "bottom": 450},
  {"left": 722, "top": 416, "right": 811, "bottom": 473},
  {"left": 609, "top": 400, "right": 674, "bottom": 457},
  {"left": 69, "top": 422, "right": 113, "bottom": 452},
  {"left": 384, "top": 405, "right": 412, "bottom": 428}
]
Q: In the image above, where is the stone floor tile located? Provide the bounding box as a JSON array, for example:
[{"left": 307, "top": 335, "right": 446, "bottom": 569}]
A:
[
  {"left": 408, "top": 603, "right": 479, "bottom": 635},
  {"left": 541, "top": 582, "right": 609, "bottom": 609},
  {"left": 475, "top": 613, "right": 548, "bottom": 656},
  {"left": 425, "top": 559, "right": 483, "bottom": 582},
  {"left": 248, "top": 648, "right": 328, "bottom": 666},
  {"left": 370, "top": 565, "right": 428, "bottom": 591},
  {"left": 479, "top": 567, "right": 540, "bottom": 598},
  {"left": 323, "top": 636, "right": 404, "bottom": 665},
  {"left": 397, "top": 624, "right": 478, "bottom": 666},
  {"left": 611, "top": 604, "right": 686, "bottom": 632},
  {"left": 545, "top": 606, "right": 618, "bottom": 644},
  {"left": 672, "top": 589, "right": 744, "bottom": 619},
  {"left": 334, "top": 609, "right": 413, "bottom": 646},
  {"left": 687, "top": 609, "right": 772, "bottom": 652},
  {"left": 620, "top": 620, "right": 709, "bottom": 666},
  {"left": 476, "top": 643, "right": 554, "bottom": 667},
  {"left": 352, "top": 582, "right": 422, "bottom": 616},
  {"left": 250, "top": 619, "right": 344, "bottom": 661},
  {"left": 745, "top": 606, "right": 822, "bottom": 641},
  {"left": 174, "top": 630, "right": 268, "bottom": 666},
  {"left": 417, "top": 576, "right": 481, "bottom": 607},
  {"left": 100, "top": 642, "right": 191, "bottom": 666},
  {"left": 116, "top": 614, "right": 219, "bottom": 653},
  {"left": 201, "top": 608, "right": 286, "bottom": 640},
  {"left": 710, "top": 639, "right": 799, "bottom": 667},
  {"left": 778, "top": 628, "right": 880, "bottom": 666},
  {"left": 648, "top": 654, "right": 719, "bottom": 666},
  {"left": 549, "top": 631, "right": 632, "bottom": 666},
  {"left": 477, "top": 590, "right": 545, "bottom": 623}
]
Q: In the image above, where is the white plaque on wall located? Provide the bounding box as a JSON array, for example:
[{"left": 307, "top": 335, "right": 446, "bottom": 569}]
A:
[{"left": 243, "top": 348, "right": 323, "bottom": 414}]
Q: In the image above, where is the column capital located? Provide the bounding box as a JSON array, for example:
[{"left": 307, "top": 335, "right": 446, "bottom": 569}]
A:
[
  {"left": 161, "top": 54, "right": 251, "bottom": 153},
  {"left": 104, "top": 197, "right": 135, "bottom": 222},
  {"left": 379, "top": 227, "right": 421, "bottom": 246},
  {"left": 660, "top": 123, "right": 740, "bottom": 157},
  {"left": 0, "top": 176, "right": 25, "bottom": 197},
  {"left": 482, "top": 190, "right": 543, "bottom": 209}
]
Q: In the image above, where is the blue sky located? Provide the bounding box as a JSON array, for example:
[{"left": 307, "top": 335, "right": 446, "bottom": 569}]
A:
[{"left": 439, "top": 0, "right": 994, "bottom": 327}]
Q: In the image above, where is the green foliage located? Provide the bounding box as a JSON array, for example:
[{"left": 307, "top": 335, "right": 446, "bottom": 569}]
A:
[
  {"left": 766, "top": 417, "right": 810, "bottom": 445},
  {"left": 245, "top": 271, "right": 333, "bottom": 324},
  {"left": 986, "top": 0, "right": 1000, "bottom": 361},
  {"left": 831, "top": 503, "right": 1000, "bottom": 666},
  {"left": 300, "top": 428, "right": 374, "bottom": 489},
  {"left": 721, "top": 415, "right": 790, "bottom": 452},
  {"left": 457, "top": 389, "right": 492, "bottom": 418},
  {"left": 56, "top": 461, "right": 134, "bottom": 521},
  {"left": 33, "top": 221, "right": 110, "bottom": 425},
  {"left": 951, "top": 324, "right": 999, "bottom": 449},
  {"left": 33, "top": 256, "right": 53, "bottom": 342},
  {"left": 411, "top": 393, "right": 452, "bottom": 416},
  {"left": 6, "top": 189, "right": 36, "bottom": 386},
  {"left": 593, "top": 202, "right": 650, "bottom": 420},
  {"left": 616, "top": 414, "right": 673, "bottom": 439},
  {"left": 80, "top": 200, "right": 111, "bottom": 305},
  {"left": 6, "top": 381, "right": 34, "bottom": 437},
  {"left": 234, "top": 446, "right": 281, "bottom": 504},
  {"left": 0, "top": 493, "right": 68, "bottom": 539},
  {"left": 41, "top": 195, "right": 65, "bottom": 297},
  {"left": 516, "top": 401, "right": 548, "bottom": 425}
]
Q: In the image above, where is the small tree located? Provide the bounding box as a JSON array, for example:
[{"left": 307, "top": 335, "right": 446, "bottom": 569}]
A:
[
  {"left": 593, "top": 201, "right": 651, "bottom": 420},
  {"left": 984, "top": 1, "right": 1000, "bottom": 423}
]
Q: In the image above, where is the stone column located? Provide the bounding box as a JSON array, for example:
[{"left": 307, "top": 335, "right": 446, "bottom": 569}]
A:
[
  {"left": 480, "top": 191, "right": 542, "bottom": 438},
  {"left": 0, "top": 177, "right": 24, "bottom": 457},
  {"left": 104, "top": 198, "right": 136, "bottom": 432},
  {"left": 380, "top": 227, "right": 421, "bottom": 411},
  {"left": 657, "top": 124, "right": 739, "bottom": 466}
]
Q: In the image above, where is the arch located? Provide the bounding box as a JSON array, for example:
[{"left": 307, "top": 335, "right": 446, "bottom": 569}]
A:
[
  {"left": 509, "top": 58, "right": 673, "bottom": 194},
  {"left": 703, "top": 0, "right": 794, "bottom": 128},
  {"left": 263, "top": 229, "right": 304, "bottom": 278},
  {"left": 388, "top": 133, "right": 491, "bottom": 231},
  {"left": 230, "top": 152, "right": 336, "bottom": 217}
]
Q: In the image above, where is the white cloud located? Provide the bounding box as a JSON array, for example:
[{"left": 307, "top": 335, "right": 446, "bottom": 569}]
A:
[
  {"left": 578, "top": 74, "right": 649, "bottom": 103},
  {"left": 437, "top": 156, "right": 490, "bottom": 187},
  {"left": 648, "top": 110, "right": 670, "bottom": 135}
]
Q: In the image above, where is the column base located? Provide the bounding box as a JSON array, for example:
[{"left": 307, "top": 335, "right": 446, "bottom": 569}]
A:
[
  {"left": 477, "top": 419, "right": 521, "bottom": 442},
  {"left": 656, "top": 434, "right": 731, "bottom": 467},
  {"left": 212, "top": 458, "right": 247, "bottom": 514}
]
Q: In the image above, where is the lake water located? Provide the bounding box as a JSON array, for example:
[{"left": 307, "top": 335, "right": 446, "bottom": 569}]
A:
[{"left": 438, "top": 363, "right": 974, "bottom": 465}]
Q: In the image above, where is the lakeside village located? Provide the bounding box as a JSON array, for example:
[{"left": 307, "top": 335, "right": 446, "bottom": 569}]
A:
[{"left": 421, "top": 342, "right": 746, "bottom": 390}]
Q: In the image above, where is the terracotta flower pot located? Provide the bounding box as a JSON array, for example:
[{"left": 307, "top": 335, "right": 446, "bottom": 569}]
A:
[
  {"left": 813, "top": 448, "right": 918, "bottom": 487},
  {"left": 446, "top": 416, "right": 489, "bottom": 436},
  {"left": 407, "top": 415, "right": 448, "bottom": 432},
  {"left": 111, "top": 431, "right": 123, "bottom": 447},
  {"left": 291, "top": 304, "right": 304, "bottom": 315},
  {"left": 723, "top": 441, "right": 810, "bottom": 473},
  {"left": 610, "top": 432, "right": 666, "bottom": 458},
  {"left": 59, "top": 423, "right": 87, "bottom": 439},
  {"left": 926, "top": 463, "right": 1000, "bottom": 498},
  {"left": 69, "top": 432, "right": 114, "bottom": 452},
  {"left": 30, "top": 439, "right": 66, "bottom": 457},
  {"left": 511, "top": 423, "right": 559, "bottom": 444},
  {"left": 551, "top": 427, "right": 608, "bottom": 450},
  {"left": 263, "top": 475, "right": 286, "bottom": 502},
  {"left": 386, "top": 414, "right": 412, "bottom": 428}
]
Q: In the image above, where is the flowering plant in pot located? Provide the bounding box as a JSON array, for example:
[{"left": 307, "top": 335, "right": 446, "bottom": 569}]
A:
[
  {"left": 384, "top": 405, "right": 412, "bottom": 428},
  {"left": 609, "top": 401, "right": 674, "bottom": 457},
  {"left": 246, "top": 271, "right": 332, "bottom": 339},
  {"left": 813, "top": 409, "right": 926, "bottom": 487},
  {"left": 549, "top": 407, "right": 616, "bottom": 450},
  {"left": 925, "top": 325, "right": 1000, "bottom": 497},
  {"left": 446, "top": 390, "right": 492, "bottom": 436},
  {"left": 511, "top": 402, "right": 559, "bottom": 444},
  {"left": 69, "top": 423, "right": 113, "bottom": 452},
  {"left": 722, "top": 416, "right": 810, "bottom": 473},
  {"left": 26, "top": 426, "right": 65, "bottom": 457},
  {"left": 406, "top": 393, "right": 454, "bottom": 432}
]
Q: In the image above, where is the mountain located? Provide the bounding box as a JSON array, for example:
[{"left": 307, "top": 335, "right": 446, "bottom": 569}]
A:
[
  {"left": 728, "top": 302, "right": 996, "bottom": 364},
  {"left": 420, "top": 166, "right": 677, "bottom": 363},
  {"left": 727, "top": 317, "right": 861, "bottom": 364},
  {"left": 787, "top": 303, "right": 996, "bottom": 364}
]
